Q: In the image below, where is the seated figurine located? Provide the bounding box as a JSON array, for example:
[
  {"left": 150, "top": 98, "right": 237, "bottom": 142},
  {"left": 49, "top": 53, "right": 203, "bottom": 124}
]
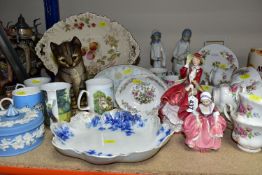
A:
[
  {"left": 158, "top": 53, "right": 203, "bottom": 132},
  {"left": 183, "top": 91, "right": 226, "bottom": 152}
]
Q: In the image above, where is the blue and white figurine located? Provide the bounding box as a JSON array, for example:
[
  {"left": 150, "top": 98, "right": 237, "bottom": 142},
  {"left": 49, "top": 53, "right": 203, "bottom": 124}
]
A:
[
  {"left": 172, "top": 28, "right": 192, "bottom": 75},
  {"left": 150, "top": 30, "right": 166, "bottom": 68}
]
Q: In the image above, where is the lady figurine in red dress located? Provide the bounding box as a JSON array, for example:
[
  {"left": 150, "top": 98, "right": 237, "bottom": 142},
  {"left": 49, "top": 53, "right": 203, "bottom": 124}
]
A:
[
  {"left": 158, "top": 53, "right": 203, "bottom": 132},
  {"left": 183, "top": 92, "right": 226, "bottom": 152}
]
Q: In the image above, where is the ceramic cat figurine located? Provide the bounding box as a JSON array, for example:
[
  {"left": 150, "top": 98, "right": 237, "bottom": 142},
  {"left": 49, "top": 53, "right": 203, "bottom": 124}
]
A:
[{"left": 50, "top": 36, "right": 86, "bottom": 98}]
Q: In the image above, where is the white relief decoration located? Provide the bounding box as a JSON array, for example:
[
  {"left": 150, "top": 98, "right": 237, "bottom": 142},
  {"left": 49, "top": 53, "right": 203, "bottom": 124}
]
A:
[
  {"left": 0, "top": 108, "right": 39, "bottom": 127},
  {"left": 0, "top": 124, "right": 45, "bottom": 151}
]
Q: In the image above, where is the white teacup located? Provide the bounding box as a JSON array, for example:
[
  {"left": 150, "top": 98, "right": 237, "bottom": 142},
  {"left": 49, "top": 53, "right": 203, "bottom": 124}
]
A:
[
  {"left": 16, "top": 77, "right": 51, "bottom": 89},
  {"left": 77, "top": 78, "right": 114, "bottom": 115}
]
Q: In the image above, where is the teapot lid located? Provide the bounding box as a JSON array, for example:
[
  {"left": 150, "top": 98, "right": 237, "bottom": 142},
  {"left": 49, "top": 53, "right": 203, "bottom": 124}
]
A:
[
  {"left": 15, "top": 14, "right": 30, "bottom": 30},
  {"left": 6, "top": 104, "right": 19, "bottom": 118}
]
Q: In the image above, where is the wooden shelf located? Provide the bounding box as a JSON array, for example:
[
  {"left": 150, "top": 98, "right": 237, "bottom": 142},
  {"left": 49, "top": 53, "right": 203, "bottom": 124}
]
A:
[{"left": 1, "top": 128, "right": 262, "bottom": 175}]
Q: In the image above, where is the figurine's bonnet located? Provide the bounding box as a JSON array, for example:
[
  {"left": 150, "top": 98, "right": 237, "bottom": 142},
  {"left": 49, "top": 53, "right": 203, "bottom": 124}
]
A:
[{"left": 200, "top": 91, "right": 212, "bottom": 102}]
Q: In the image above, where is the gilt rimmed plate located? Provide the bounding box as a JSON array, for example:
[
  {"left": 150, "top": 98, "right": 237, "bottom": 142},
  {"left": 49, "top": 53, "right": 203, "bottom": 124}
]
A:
[
  {"left": 115, "top": 75, "right": 167, "bottom": 115},
  {"left": 35, "top": 12, "right": 140, "bottom": 78},
  {"left": 51, "top": 109, "right": 175, "bottom": 164},
  {"left": 95, "top": 65, "right": 154, "bottom": 94},
  {"left": 199, "top": 44, "right": 239, "bottom": 84}
]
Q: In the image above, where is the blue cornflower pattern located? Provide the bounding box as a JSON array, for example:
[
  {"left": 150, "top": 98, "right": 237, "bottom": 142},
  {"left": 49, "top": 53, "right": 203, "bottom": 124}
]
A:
[
  {"left": 86, "top": 149, "right": 113, "bottom": 157},
  {"left": 54, "top": 124, "right": 74, "bottom": 141},
  {"left": 86, "top": 111, "right": 145, "bottom": 136}
]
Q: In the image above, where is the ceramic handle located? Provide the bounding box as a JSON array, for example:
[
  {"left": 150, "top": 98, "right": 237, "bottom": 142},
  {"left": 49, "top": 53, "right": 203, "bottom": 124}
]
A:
[
  {"left": 223, "top": 104, "right": 236, "bottom": 122},
  {"left": 47, "top": 99, "right": 58, "bottom": 123},
  {"left": 77, "top": 90, "right": 90, "bottom": 111},
  {"left": 15, "top": 83, "right": 25, "bottom": 89},
  {"left": 209, "top": 69, "right": 214, "bottom": 85},
  {"left": 0, "top": 98, "right": 13, "bottom": 110}
]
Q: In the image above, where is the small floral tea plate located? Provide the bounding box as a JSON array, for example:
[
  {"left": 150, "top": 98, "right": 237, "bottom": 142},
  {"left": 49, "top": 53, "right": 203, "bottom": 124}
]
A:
[
  {"left": 51, "top": 109, "right": 175, "bottom": 164},
  {"left": 115, "top": 74, "right": 167, "bottom": 115},
  {"left": 199, "top": 44, "right": 239, "bottom": 84},
  {"left": 95, "top": 65, "right": 154, "bottom": 94}
]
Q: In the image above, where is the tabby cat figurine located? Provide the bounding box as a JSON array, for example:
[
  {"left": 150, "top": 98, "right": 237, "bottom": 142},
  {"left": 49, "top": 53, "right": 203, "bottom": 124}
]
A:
[{"left": 50, "top": 36, "right": 86, "bottom": 99}]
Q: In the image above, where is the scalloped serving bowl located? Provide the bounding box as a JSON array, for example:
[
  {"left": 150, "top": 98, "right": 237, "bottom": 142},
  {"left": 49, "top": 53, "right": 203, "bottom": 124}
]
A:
[
  {"left": 35, "top": 12, "right": 140, "bottom": 78},
  {"left": 51, "top": 109, "right": 175, "bottom": 164}
]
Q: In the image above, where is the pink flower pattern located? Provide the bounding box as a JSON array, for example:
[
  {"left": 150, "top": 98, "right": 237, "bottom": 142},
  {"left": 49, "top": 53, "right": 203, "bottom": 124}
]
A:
[{"left": 234, "top": 125, "right": 253, "bottom": 139}]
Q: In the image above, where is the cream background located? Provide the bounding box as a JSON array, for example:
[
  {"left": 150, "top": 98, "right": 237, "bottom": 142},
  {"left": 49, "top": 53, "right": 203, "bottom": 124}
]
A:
[{"left": 0, "top": 0, "right": 262, "bottom": 71}]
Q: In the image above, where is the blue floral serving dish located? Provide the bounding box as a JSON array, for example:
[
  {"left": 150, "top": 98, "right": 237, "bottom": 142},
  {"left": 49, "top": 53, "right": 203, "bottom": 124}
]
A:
[
  {"left": 0, "top": 105, "right": 45, "bottom": 156},
  {"left": 51, "top": 109, "right": 175, "bottom": 164}
]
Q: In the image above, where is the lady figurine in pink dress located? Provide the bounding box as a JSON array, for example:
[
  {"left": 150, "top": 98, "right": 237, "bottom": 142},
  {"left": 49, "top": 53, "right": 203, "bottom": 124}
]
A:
[
  {"left": 158, "top": 52, "right": 203, "bottom": 131},
  {"left": 183, "top": 92, "right": 226, "bottom": 152}
]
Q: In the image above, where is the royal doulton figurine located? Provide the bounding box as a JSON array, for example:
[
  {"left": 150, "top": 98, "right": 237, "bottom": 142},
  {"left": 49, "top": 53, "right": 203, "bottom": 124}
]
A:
[
  {"left": 150, "top": 30, "right": 166, "bottom": 68},
  {"left": 158, "top": 53, "right": 203, "bottom": 132},
  {"left": 183, "top": 91, "right": 226, "bottom": 152},
  {"left": 172, "top": 28, "right": 192, "bottom": 75}
]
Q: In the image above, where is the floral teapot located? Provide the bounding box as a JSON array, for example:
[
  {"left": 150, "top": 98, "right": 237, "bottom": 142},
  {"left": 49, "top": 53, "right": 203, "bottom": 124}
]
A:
[
  {"left": 209, "top": 65, "right": 236, "bottom": 86},
  {"left": 213, "top": 67, "right": 262, "bottom": 114},
  {"left": 213, "top": 83, "right": 241, "bottom": 113}
]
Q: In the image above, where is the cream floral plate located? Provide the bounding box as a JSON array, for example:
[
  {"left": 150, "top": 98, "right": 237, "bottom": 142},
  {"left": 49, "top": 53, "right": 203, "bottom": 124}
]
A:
[
  {"left": 199, "top": 44, "right": 239, "bottom": 84},
  {"left": 51, "top": 109, "right": 175, "bottom": 164},
  {"left": 35, "top": 12, "right": 140, "bottom": 78},
  {"left": 95, "top": 65, "right": 154, "bottom": 94},
  {"left": 115, "top": 74, "right": 167, "bottom": 115}
]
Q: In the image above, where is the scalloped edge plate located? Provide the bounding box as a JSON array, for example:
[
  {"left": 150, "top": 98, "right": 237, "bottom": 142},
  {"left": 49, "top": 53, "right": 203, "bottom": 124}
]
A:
[
  {"left": 35, "top": 12, "right": 140, "bottom": 78},
  {"left": 51, "top": 109, "right": 175, "bottom": 164}
]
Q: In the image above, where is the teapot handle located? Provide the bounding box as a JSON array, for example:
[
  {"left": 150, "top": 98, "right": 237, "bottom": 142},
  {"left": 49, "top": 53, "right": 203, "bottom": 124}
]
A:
[
  {"left": 223, "top": 104, "right": 237, "bottom": 122},
  {"left": 209, "top": 69, "right": 214, "bottom": 85},
  {"left": 235, "top": 85, "right": 245, "bottom": 102}
]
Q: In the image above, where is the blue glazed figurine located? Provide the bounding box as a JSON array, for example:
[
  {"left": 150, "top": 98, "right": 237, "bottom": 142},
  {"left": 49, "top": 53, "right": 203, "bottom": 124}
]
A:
[
  {"left": 172, "top": 28, "right": 192, "bottom": 75},
  {"left": 150, "top": 30, "right": 166, "bottom": 68}
]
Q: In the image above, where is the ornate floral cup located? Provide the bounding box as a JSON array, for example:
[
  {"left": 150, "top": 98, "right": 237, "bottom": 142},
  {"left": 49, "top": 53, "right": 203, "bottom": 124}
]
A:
[
  {"left": 237, "top": 81, "right": 262, "bottom": 124},
  {"left": 226, "top": 112, "right": 262, "bottom": 153}
]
